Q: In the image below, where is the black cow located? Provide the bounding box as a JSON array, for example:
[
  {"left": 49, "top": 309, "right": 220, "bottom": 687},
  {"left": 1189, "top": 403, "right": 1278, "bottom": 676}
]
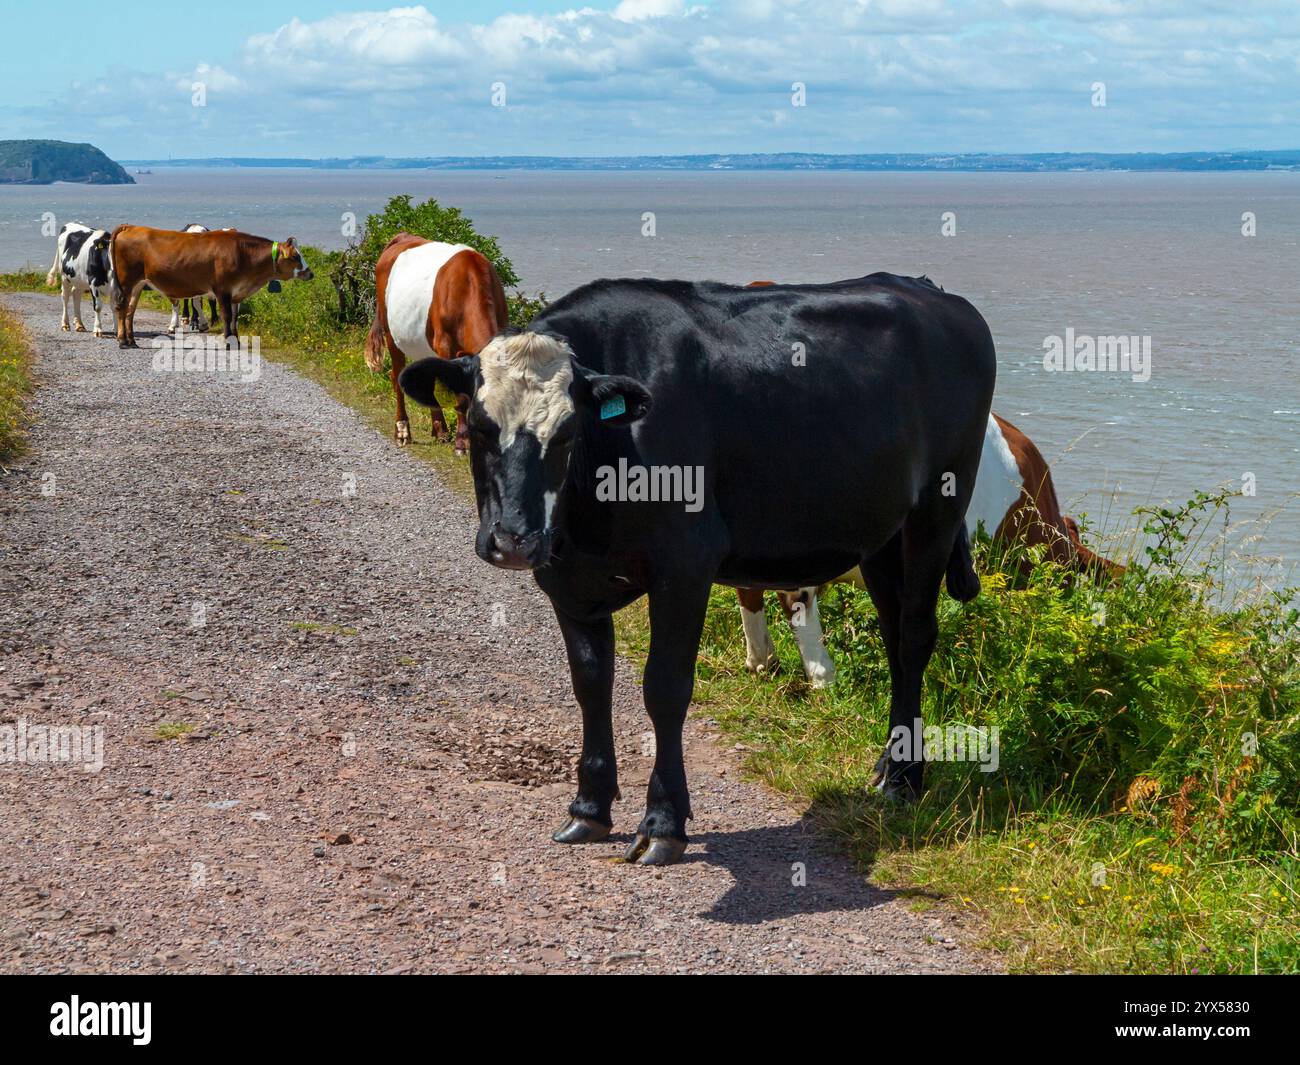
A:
[{"left": 400, "top": 274, "right": 996, "bottom": 865}]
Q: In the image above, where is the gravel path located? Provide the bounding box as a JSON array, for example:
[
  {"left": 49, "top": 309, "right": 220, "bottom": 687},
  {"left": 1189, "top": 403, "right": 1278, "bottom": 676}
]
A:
[{"left": 0, "top": 293, "right": 999, "bottom": 974}]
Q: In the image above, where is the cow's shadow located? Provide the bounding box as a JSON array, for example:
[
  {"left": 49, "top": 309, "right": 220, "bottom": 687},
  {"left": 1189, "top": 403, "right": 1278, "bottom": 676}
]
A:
[{"left": 615, "top": 799, "right": 943, "bottom": 925}]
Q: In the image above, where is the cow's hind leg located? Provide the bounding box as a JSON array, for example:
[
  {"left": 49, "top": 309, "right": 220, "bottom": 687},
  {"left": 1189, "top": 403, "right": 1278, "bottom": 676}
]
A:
[
  {"left": 552, "top": 609, "right": 619, "bottom": 844},
  {"left": 386, "top": 342, "right": 412, "bottom": 445},
  {"left": 625, "top": 580, "right": 712, "bottom": 865},
  {"left": 90, "top": 287, "right": 105, "bottom": 337},
  {"left": 71, "top": 287, "right": 87, "bottom": 331},
  {"left": 452, "top": 393, "right": 471, "bottom": 456},
  {"left": 858, "top": 534, "right": 910, "bottom": 793},
  {"left": 119, "top": 282, "right": 145, "bottom": 348},
  {"left": 737, "top": 588, "right": 778, "bottom": 674},
  {"left": 59, "top": 280, "right": 71, "bottom": 331},
  {"left": 778, "top": 587, "right": 836, "bottom": 688},
  {"left": 866, "top": 513, "right": 969, "bottom": 800}
]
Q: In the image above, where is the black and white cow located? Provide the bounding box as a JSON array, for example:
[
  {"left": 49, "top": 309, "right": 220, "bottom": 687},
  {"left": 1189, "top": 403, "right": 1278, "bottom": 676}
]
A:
[
  {"left": 400, "top": 275, "right": 996, "bottom": 865},
  {"left": 166, "top": 223, "right": 223, "bottom": 333},
  {"left": 46, "top": 222, "right": 114, "bottom": 336}
]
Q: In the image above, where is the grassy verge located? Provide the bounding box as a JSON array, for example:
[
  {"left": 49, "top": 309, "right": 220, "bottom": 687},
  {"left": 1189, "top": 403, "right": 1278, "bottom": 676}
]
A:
[
  {"left": 0, "top": 300, "right": 35, "bottom": 461},
  {"left": 0, "top": 268, "right": 47, "bottom": 293}
]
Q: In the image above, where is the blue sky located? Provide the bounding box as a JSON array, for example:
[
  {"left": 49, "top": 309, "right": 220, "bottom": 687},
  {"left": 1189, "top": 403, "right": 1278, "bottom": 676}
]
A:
[{"left": 5, "top": 1, "right": 1299, "bottom": 158}]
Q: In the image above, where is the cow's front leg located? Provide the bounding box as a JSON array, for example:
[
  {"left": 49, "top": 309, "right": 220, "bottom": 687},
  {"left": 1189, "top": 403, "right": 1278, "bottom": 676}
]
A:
[
  {"left": 552, "top": 609, "right": 618, "bottom": 843},
  {"left": 626, "top": 581, "right": 711, "bottom": 865},
  {"left": 90, "top": 289, "right": 104, "bottom": 337}
]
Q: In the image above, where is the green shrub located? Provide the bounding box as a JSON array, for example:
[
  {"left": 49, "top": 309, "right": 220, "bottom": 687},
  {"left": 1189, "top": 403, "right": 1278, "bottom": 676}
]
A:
[
  {"left": 795, "top": 489, "right": 1300, "bottom": 856},
  {"left": 328, "top": 194, "right": 526, "bottom": 326}
]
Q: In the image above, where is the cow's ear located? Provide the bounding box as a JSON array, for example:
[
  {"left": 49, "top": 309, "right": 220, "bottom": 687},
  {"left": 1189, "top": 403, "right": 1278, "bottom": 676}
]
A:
[
  {"left": 400, "top": 355, "right": 479, "bottom": 407},
  {"left": 574, "top": 366, "right": 651, "bottom": 426}
]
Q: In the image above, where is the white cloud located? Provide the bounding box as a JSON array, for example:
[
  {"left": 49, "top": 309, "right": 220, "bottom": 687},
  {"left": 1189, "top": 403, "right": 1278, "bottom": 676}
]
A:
[
  {"left": 246, "top": 7, "right": 462, "bottom": 66},
  {"left": 14, "top": 0, "right": 1300, "bottom": 158},
  {"left": 613, "top": 0, "right": 687, "bottom": 21}
]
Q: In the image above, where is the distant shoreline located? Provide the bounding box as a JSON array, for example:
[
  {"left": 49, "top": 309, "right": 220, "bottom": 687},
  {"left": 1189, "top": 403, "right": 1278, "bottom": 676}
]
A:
[{"left": 116, "top": 150, "right": 1300, "bottom": 174}]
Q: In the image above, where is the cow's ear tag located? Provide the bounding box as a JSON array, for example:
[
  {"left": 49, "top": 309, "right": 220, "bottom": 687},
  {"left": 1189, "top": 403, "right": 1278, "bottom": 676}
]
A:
[
  {"left": 599, "top": 394, "right": 626, "bottom": 420},
  {"left": 267, "top": 279, "right": 282, "bottom": 294}
]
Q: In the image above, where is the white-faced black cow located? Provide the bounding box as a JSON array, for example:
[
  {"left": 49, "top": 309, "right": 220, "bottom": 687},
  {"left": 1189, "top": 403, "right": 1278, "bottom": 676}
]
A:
[
  {"left": 45, "top": 222, "right": 114, "bottom": 337},
  {"left": 400, "top": 275, "right": 996, "bottom": 865}
]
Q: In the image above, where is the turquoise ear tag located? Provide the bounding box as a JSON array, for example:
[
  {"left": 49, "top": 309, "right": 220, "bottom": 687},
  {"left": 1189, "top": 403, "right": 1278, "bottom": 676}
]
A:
[
  {"left": 267, "top": 279, "right": 282, "bottom": 293},
  {"left": 600, "top": 394, "right": 626, "bottom": 420}
]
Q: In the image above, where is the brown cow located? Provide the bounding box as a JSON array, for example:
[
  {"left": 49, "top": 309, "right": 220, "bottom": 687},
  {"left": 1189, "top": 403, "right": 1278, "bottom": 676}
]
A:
[
  {"left": 363, "top": 234, "right": 507, "bottom": 452},
  {"left": 110, "top": 226, "right": 313, "bottom": 348}
]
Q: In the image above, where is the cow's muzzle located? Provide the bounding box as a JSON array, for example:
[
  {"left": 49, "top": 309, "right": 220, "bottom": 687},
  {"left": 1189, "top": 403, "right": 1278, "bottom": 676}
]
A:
[{"left": 479, "top": 523, "right": 548, "bottom": 571}]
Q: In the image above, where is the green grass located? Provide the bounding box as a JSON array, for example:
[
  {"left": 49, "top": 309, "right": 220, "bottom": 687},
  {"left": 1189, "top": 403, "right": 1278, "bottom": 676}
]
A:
[
  {"left": 0, "top": 268, "right": 48, "bottom": 293},
  {"left": 0, "top": 302, "right": 34, "bottom": 461},
  {"left": 154, "top": 721, "right": 195, "bottom": 740},
  {"left": 290, "top": 620, "right": 359, "bottom": 636}
]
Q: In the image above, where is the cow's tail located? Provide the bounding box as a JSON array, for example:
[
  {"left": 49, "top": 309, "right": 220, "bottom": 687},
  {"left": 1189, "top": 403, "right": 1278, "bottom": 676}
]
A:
[
  {"left": 363, "top": 310, "right": 388, "bottom": 373},
  {"left": 945, "top": 524, "right": 981, "bottom": 602},
  {"left": 108, "top": 227, "right": 123, "bottom": 309},
  {"left": 45, "top": 242, "right": 60, "bottom": 287}
]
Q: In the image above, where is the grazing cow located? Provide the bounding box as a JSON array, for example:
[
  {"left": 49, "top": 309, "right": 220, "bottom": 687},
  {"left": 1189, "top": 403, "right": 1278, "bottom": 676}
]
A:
[
  {"left": 399, "top": 274, "right": 996, "bottom": 864},
  {"left": 737, "top": 411, "right": 1127, "bottom": 688},
  {"left": 166, "top": 224, "right": 223, "bottom": 333},
  {"left": 364, "top": 234, "right": 508, "bottom": 452},
  {"left": 45, "top": 222, "right": 114, "bottom": 337},
  {"left": 111, "top": 226, "right": 312, "bottom": 348}
]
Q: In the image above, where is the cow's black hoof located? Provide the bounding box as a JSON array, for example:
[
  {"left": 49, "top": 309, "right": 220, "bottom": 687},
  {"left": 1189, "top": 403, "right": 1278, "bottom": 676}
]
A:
[
  {"left": 870, "top": 753, "right": 922, "bottom": 803},
  {"left": 623, "top": 833, "right": 687, "bottom": 866},
  {"left": 552, "top": 816, "right": 611, "bottom": 844}
]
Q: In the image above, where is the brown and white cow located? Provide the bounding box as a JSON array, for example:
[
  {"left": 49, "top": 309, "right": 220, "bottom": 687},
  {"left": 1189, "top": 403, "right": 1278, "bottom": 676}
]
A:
[
  {"left": 738, "top": 411, "right": 1125, "bottom": 688},
  {"left": 110, "top": 226, "right": 313, "bottom": 348},
  {"left": 364, "top": 234, "right": 508, "bottom": 452}
]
